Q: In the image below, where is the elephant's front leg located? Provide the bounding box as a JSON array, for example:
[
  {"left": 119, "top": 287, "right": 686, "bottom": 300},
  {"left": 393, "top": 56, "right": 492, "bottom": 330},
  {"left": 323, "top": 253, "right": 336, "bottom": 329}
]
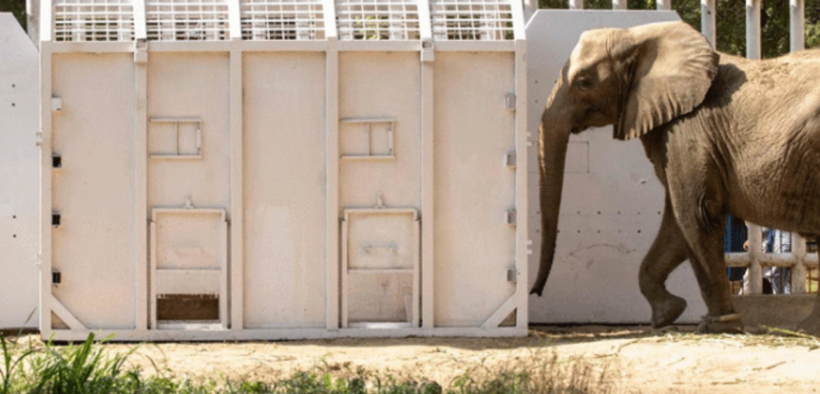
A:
[{"left": 640, "top": 194, "right": 690, "bottom": 328}]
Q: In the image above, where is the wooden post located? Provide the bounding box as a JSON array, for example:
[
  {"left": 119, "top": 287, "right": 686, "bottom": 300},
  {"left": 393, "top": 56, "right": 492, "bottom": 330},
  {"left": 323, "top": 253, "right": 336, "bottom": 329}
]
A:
[{"left": 747, "top": 223, "right": 763, "bottom": 294}]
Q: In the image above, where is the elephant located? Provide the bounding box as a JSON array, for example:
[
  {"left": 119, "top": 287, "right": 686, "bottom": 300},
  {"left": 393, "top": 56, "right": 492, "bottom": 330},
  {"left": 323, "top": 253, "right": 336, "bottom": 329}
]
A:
[{"left": 529, "top": 20, "right": 820, "bottom": 335}]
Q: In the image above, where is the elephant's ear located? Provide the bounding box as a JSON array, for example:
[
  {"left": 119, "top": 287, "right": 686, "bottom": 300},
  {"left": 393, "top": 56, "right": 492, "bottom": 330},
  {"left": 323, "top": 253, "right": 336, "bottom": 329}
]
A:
[{"left": 614, "top": 21, "right": 719, "bottom": 140}]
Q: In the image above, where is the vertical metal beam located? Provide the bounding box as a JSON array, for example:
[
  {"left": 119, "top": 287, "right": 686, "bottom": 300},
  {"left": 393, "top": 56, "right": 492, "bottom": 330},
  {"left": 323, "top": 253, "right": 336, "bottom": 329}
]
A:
[
  {"left": 323, "top": 0, "right": 339, "bottom": 331},
  {"left": 26, "top": 0, "right": 39, "bottom": 45},
  {"left": 791, "top": 0, "right": 805, "bottom": 52},
  {"left": 569, "top": 0, "right": 584, "bottom": 9},
  {"left": 657, "top": 0, "right": 672, "bottom": 10},
  {"left": 746, "top": 0, "right": 761, "bottom": 60},
  {"left": 39, "top": 40, "right": 53, "bottom": 337},
  {"left": 747, "top": 223, "right": 763, "bottom": 294},
  {"left": 511, "top": 0, "right": 528, "bottom": 333},
  {"left": 228, "top": 0, "right": 242, "bottom": 40},
  {"left": 40, "top": 0, "right": 52, "bottom": 42},
  {"left": 229, "top": 49, "right": 244, "bottom": 330},
  {"left": 701, "top": 0, "right": 716, "bottom": 47},
  {"left": 612, "top": 0, "right": 627, "bottom": 10},
  {"left": 134, "top": 0, "right": 147, "bottom": 40},
  {"left": 418, "top": 0, "right": 435, "bottom": 330},
  {"left": 514, "top": 42, "right": 529, "bottom": 331},
  {"left": 134, "top": 38, "right": 148, "bottom": 332},
  {"left": 523, "top": 0, "right": 537, "bottom": 21}
]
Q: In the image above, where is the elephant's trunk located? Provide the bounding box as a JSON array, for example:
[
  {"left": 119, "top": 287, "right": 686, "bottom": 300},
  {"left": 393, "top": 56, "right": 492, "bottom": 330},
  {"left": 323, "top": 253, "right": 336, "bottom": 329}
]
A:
[{"left": 530, "top": 109, "right": 572, "bottom": 297}]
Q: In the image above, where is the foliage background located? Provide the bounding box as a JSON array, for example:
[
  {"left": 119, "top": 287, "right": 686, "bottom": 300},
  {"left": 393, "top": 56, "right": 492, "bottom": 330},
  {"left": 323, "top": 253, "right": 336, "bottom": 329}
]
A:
[
  {"left": 0, "top": 0, "right": 819, "bottom": 56},
  {"left": 0, "top": 0, "right": 26, "bottom": 30},
  {"left": 540, "top": 0, "right": 820, "bottom": 58}
]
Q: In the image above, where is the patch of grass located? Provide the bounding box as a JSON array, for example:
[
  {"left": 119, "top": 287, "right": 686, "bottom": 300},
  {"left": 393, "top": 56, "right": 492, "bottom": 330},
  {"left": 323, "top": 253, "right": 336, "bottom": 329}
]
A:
[{"left": 0, "top": 334, "right": 612, "bottom": 394}]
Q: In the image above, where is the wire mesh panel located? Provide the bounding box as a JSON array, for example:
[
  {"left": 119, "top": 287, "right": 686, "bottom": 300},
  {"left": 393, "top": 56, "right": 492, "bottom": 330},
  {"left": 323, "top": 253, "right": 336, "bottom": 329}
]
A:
[
  {"left": 241, "top": 0, "right": 325, "bottom": 40},
  {"left": 53, "top": 0, "right": 135, "bottom": 41},
  {"left": 430, "top": 0, "right": 514, "bottom": 41},
  {"left": 336, "top": 0, "right": 421, "bottom": 41},
  {"left": 146, "top": 0, "right": 231, "bottom": 41}
]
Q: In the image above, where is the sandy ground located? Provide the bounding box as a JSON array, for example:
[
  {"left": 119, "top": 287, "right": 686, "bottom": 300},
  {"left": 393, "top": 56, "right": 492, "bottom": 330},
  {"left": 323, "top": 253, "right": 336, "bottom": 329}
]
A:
[{"left": 34, "top": 325, "right": 820, "bottom": 394}]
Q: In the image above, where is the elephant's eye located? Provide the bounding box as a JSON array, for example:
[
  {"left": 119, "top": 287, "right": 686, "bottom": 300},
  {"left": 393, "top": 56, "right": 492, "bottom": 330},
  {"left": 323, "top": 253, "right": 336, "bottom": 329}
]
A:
[{"left": 576, "top": 78, "right": 592, "bottom": 91}]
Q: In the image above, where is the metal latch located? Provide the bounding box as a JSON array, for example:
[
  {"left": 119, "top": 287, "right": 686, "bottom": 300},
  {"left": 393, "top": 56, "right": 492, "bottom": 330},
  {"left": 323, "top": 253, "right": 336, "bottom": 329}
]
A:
[
  {"left": 134, "top": 39, "right": 148, "bottom": 64},
  {"left": 421, "top": 40, "right": 435, "bottom": 63},
  {"left": 505, "top": 93, "right": 516, "bottom": 111}
]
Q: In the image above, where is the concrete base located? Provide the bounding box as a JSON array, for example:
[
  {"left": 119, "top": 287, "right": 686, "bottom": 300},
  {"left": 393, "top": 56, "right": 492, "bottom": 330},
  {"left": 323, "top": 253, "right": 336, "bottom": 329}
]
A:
[{"left": 732, "top": 295, "right": 816, "bottom": 330}]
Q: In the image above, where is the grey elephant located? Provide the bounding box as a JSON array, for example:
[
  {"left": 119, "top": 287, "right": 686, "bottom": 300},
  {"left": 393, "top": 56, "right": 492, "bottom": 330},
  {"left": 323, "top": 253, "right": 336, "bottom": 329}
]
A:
[{"left": 530, "top": 20, "right": 820, "bottom": 335}]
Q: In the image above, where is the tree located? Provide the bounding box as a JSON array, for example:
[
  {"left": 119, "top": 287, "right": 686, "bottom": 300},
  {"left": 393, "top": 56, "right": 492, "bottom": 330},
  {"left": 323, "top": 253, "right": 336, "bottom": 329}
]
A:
[
  {"left": 0, "top": 0, "right": 26, "bottom": 29},
  {"left": 539, "top": 0, "right": 820, "bottom": 58}
]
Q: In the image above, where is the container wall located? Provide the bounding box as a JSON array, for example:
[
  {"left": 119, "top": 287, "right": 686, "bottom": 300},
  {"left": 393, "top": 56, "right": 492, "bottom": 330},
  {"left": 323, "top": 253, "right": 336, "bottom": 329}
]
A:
[
  {"left": 242, "top": 52, "right": 327, "bottom": 329},
  {"left": 0, "top": 14, "right": 40, "bottom": 329},
  {"left": 51, "top": 53, "right": 136, "bottom": 329},
  {"left": 433, "top": 52, "right": 517, "bottom": 327}
]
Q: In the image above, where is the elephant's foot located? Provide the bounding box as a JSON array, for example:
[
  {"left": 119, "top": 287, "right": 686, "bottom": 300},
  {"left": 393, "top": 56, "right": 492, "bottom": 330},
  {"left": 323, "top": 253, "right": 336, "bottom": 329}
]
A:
[
  {"left": 650, "top": 294, "right": 687, "bottom": 329},
  {"left": 797, "top": 315, "right": 820, "bottom": 337},
  {"left": 697, "top": 313, "right": 744, "bottom": 334}
]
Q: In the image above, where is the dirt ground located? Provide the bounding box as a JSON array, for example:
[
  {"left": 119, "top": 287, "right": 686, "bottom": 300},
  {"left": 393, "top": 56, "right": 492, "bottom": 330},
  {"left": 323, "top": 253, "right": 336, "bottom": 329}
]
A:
[{"left": 82, "top": 325, "right": 820, "bottom": 394}]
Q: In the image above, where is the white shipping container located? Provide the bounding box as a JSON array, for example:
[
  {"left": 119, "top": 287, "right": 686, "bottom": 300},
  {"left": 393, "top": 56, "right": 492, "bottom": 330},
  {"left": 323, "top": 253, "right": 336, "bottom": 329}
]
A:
[{"left": 35, "top": 0, "right": 529, "bottom": 341}]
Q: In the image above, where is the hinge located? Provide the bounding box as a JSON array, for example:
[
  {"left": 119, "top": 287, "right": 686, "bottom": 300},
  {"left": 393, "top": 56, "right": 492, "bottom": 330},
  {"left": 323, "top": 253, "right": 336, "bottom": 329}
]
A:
[
  {"left": 134, "top": 39, "right": 148, "bottom": 64},
  {"left": 506, "top": 209, "right": 517, "bottom": 225},
  {"left": 505, "top": 151, "right": 516, "bottom": 167},
  {"left": 420, "top": 40, "right": 435, "bottom": 63},
  {"left": 506, "top": 268, "right": 517, "bottom": 283},
  {"left": 505, "top": 93, "right": 516, "bottom": 111},
  {"left": 52, "top": 271, "right": 62, "bottom": 285}
]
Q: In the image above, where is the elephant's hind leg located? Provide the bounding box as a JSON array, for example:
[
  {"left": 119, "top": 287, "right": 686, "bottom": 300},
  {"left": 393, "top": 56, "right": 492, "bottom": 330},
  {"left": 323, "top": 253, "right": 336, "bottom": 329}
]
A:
[
  {"left": 640, "top": 194, "right": 689, "bottom": 328},
  {"left": 668, "top": 179, "right": 742, "bottom": 333}
]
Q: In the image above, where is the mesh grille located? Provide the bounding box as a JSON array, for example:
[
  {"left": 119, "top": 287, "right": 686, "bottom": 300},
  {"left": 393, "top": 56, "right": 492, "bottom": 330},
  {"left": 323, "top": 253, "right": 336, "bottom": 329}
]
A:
[
  {"left": 146, "top": 0, "right": 231, "bottom": 41},
  {"left": 336, "top": 0, "right": 421, "bottom": 41},
  {"left": 430, "top": 0, "right": 514, "bottom": 41},
  {"left": 241, "top": 0, "right": 325, "bottom": 40},
  {"left": 54, "top": 0, "right": 135, "bottom": 42}
]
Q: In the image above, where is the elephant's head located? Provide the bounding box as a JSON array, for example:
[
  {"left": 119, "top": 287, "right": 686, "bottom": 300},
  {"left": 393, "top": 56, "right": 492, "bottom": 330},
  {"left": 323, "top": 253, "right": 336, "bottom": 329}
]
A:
[{"left": 530, "top": 21, "right": 720, "bottom": 296}]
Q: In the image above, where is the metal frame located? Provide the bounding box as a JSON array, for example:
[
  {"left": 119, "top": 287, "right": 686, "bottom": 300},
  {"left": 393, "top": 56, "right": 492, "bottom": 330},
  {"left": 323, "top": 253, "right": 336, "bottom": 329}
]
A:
[
  {"left": 39, "top": 0, "right": 528, "bottom": 341},
  {"left": 340, "top": 208, "right": 420, "bottom": 329},
  {"left": 149, "top": 208, "right": 229, "bottom": 330}
]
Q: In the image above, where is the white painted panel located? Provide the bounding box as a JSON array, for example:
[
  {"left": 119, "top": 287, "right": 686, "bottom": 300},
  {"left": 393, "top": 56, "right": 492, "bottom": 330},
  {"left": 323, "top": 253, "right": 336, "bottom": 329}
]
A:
[
  {"left": 338, "top": 52, "right": 420, "bottom": 209},
  {"left": 0, "top": 14, "right": 40, "bottom": 329},
  {"left": 154, "top": 212, "right": 223, "bottom": 270},
  {"left": 433, "top": 52, "right": 516, "bottom": 327},
  {"left": 155, "top": 269, "right": 220, "bottom": 295},
  {"left": 344, "top": 210, "right": 418, "bottom": 324},
  {"left": 147, "top": 53, "right": 230, "bottom": 211},
  {"left": 51, "top": 53, "right": 136, "bottom": 330},
  {"left": 242, "top": 52, "right": 326, "bottom": 329},
  {"left": 347, "top": 212, "right": 416, "bottom": 270},
  {"left": 526, "top": 10, "right": 707, "bottom": 324},
  {"left": 348, "top": 272, "right": 414, "bottom": 323}
]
